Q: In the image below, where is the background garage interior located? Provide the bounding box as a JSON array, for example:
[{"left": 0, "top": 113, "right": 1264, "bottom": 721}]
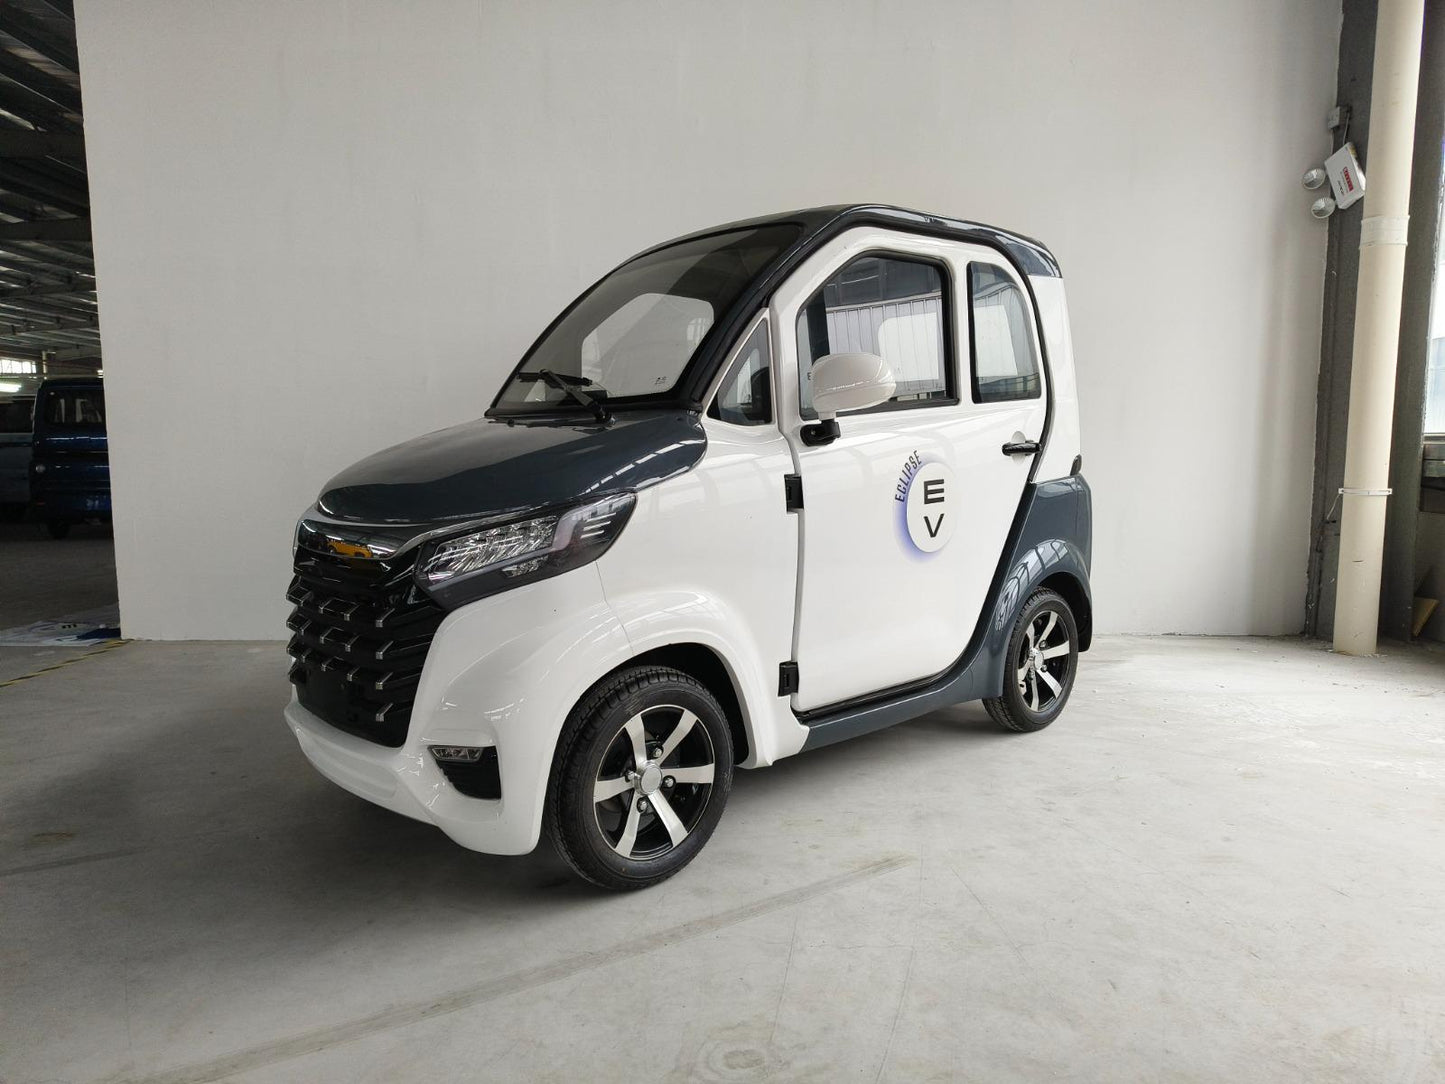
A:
[
  {"left": 77, "top": 0, "right": 1339, "bottom": 640},
  {"left": 2, "top": 0, "right": 1445, "bottom": 1081}
]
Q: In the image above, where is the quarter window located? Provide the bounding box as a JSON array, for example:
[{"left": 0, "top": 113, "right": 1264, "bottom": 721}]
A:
[
  {"left": 796, "top": 254, "right": 951, "bottom": 416},
  {"left": 969, "top": 264, "right": 1040, "bottom": 402},
  {"left": 707, "top": 319, "right": 772, "bottom": 426}
]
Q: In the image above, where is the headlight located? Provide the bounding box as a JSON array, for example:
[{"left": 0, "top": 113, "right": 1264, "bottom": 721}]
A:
[
  {"left": 421, "top": 515, "right": 558, "bottom": 585},
  {"left": 415, "top": 492, "right": 635, "bottom": 607}
]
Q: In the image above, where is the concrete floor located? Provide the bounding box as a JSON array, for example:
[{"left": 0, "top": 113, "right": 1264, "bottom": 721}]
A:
[
  {"left": 0, "top": 518, "right": 118, "bottom": 626},
  {"left": 1, "top": 634, "right": 1443, "bottom": 1082},
  {"left": 0, "top": 519, "right": 118, "bottom": 682}
]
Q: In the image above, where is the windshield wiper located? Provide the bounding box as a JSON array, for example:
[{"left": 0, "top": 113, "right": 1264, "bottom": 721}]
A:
[{"left": 535, "top": 369, "right": 611, "bottom": 424}]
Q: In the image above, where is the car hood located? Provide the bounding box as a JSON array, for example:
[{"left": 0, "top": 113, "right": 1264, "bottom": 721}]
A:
[{"left": 316, "top": 410, "right": 707, "bottom": 525}]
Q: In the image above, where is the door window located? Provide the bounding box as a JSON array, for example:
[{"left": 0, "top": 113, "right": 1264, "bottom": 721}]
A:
[
  {"left": 969, "top": 264, "right": 1040, "bottom": 403},
  {"left": 796, "top": 254, "right": 952, "bottom": 417},
  {"left": 707, "top": 318, "right": 772, "bottom": 425}
]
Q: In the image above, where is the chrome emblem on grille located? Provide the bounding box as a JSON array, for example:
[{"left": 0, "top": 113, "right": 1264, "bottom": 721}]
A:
[{"left": 327, "top": 539, "right": 374, "bottom": 559}]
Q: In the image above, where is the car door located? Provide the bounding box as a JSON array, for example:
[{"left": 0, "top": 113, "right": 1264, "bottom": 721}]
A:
[{"left": 773, "top": 228, "right": 1048, "bottom": 712}]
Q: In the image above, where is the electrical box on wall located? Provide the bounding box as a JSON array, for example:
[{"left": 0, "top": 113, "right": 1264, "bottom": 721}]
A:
[{"left": 1325, "top": 143, "right": 1365, "bottom": 209}]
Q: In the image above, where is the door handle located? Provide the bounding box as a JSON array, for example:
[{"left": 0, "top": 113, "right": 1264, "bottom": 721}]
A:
[{"left": 1001, "top": 440, "right": 1040, "bottom": 456}]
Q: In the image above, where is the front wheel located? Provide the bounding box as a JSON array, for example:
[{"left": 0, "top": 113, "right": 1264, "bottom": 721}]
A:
[
  {"left": 546, "top": 666, "right": 733, "bottom": 890},
  {"left": 984, "top": 588, "right": 1079, "bottom": 732}
]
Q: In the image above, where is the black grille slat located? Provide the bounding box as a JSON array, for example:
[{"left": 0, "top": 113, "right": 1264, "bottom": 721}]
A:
[
  {"left": 292, "top": 562, "right": 416, "bottom": 603},
  {"left": 285, "top": 619, "right": 433, "bottom": 668},
  {"left": 286, "top": 635, "right": 425, "bottom": 700},
  {"left": 285, "top": 618, "right": 434, "bottom": 664},
  {"left": 287, "top": 542, "right": 442, "bottom": 747},
  {"left": 286, "top": 580, "right": 441, "bottom": 635}
]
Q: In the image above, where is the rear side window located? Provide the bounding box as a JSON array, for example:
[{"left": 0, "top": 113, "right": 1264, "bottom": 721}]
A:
[
  {"left": 708, "top": 319, "right": 772, "bottom": 426},
  {"left": 796, "top": 254, "right": 952, "bottom": 416},
  {"left": 969, "top": 264, "right": 1040, "bottom": 403}
]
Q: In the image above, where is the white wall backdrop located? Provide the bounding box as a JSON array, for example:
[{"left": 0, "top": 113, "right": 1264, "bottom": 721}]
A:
[{"left": 75, "top": 0, "right": 1339, "bottom": 640}]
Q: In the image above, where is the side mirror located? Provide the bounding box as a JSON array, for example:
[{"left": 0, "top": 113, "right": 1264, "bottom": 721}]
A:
[{"left": 802, "top": 352, "right": 896, "bottom": 446}]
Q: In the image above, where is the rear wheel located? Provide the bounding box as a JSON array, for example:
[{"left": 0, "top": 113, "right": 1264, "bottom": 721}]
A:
[
  {"left": 546, "top": 665, "right": 733, "bottom": 890},
  {"left": 46, "top": 519, "right": 70, "bottom": 539},
  {"left": 984, "top": 588, "right": 1078, "bottom": 732}
]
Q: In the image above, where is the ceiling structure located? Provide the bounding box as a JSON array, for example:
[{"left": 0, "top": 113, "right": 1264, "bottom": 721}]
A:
[{"left": 0, "top": 0, "right": 97, "bottom": 372}]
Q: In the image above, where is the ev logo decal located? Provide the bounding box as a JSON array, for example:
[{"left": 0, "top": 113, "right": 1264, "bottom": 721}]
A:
[{"left": 895, "top": 451, "right": 956, "bottom": 554}]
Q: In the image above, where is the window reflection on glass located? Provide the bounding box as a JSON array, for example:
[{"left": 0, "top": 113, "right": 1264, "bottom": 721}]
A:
[
  {"left": 796, "top": 255, "right": 949, "bottom": 416},
  {"left": 1426, "top": 236, "right": 1445, "bottom": 435},
  {"left": 580, "top": 293, "right": 715, "bottom": 396},
  {"left": 44, "top": 389, "right": 105, "bottom": 427},
  {"left": 495, "top": 224, "right": 800, "bottom": 411},
  {"left": 969, "top": 264, "right": 1040, "bottom": 403},
  {"left": 708, "top": 319, "right": 772, "bottom": 426}
]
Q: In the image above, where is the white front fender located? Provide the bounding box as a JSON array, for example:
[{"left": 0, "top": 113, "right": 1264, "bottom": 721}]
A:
[
  {"left": 289, "top": 564, "right": 636, "bottom": 855},
  {"left": 595, "top": 585, "right": 807, "bottom": 768}
]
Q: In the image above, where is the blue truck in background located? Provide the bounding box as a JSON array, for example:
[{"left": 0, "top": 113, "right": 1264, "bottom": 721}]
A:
[{"left": 29, "top": 376, "right": 109, "bottom": 539}]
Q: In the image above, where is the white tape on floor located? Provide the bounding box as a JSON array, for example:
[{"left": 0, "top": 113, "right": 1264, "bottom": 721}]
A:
[{"left": 0, "top": 604, "right": 120, "bottom": 646}]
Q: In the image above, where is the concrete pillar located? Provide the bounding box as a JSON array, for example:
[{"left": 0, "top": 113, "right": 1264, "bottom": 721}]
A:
[{"left": 1333, "top": 0, "right": 1426, "bottom": 655}]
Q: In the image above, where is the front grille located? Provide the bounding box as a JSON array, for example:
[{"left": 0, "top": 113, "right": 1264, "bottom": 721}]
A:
[{"left": 286, "top": 543, "right": 444, "bottom": 747}]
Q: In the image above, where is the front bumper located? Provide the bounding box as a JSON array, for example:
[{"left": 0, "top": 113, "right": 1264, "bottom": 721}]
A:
[
  {"left": 285, "top": 696, "right": 519, "bottom": 848},
  {"left": 283, "top": 564, "right": 633, "bottom": 855}
]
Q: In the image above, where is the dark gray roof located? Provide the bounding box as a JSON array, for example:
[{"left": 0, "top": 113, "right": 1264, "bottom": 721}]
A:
[{"left": 649, "top": 203, "right": 1061, "bottom": 278}]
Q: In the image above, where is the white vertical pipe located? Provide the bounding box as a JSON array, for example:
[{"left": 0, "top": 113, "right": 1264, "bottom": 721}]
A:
[{"left": 1333, "top": 0, "right": 1425, "bottom": 655}]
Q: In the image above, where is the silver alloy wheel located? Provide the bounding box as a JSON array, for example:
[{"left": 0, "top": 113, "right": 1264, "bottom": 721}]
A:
[
  {"left": 1016, "top": 608, "right": 1072, "bottom": 712},
  {"left": 592, "top": 704, "right": 716, "bottom": 859}
]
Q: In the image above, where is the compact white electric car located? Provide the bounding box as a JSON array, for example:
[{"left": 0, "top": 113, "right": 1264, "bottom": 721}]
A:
[{"left": 285, "top": 205, "right": 1091, "bottom": 889}]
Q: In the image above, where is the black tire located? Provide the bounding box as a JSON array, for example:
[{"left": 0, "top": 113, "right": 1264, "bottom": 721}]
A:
[
  {"left": 984, "top": 588, "right": 1079, "bottom": 733},
  {"left": 0, "top": 502, "right": 25, "bottom": 522},
  {"left": 46, "top": 519, "right": 70, "bottom": 539},
  {"left": 546, "top": 665, "right": 733, "bottom": 891}
]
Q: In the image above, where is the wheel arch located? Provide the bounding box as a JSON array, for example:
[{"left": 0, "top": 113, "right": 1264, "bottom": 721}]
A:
[
  {"left": 1040, "top": 569, "right": 1092, "bottom": 651},
  {"left": 975, "top": 534, "right": 1092, "bottom": 701},
  {"left": 580, "top": 642, "right": 752, "bottom": 766}
]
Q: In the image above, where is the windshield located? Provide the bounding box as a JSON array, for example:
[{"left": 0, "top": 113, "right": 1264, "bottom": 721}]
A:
[
  {"left": 495, "top": 224, "right": 799, "bottom": 411},
  {"left": 41, "top": 386, "right": 105, "bottom": 428}
]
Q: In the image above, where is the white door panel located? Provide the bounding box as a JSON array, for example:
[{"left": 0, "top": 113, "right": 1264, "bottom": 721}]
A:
[
  {"left": 792, "top": 404, "right": 1035, "bottom": 708},
  {"left": 596, "top": 418, "right": 804, "bottom": 763},
  {"left": 774, "top": 228, "right": 1048, "bottom": 712}
]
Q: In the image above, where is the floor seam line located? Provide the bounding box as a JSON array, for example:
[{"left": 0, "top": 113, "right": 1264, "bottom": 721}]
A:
[{"left": 115, "top": 854, "right": 916, "bottom": 1084}]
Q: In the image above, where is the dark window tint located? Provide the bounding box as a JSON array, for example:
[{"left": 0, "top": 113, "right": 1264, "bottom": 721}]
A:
[
  {"left": 969, "top": 264, "right": 1040, "bottom": 402},
  {"left": 43, "top": 388, "right": 105, "bottom": 427},
  {"left": 0, "top": 398, "right": 33, "bottom": 434},
  {"left": 796, "top": 255, "right": 950, "bottom": 416},
  {"left": 708, "top": 319, "right": 772, "bottom": 426}
]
